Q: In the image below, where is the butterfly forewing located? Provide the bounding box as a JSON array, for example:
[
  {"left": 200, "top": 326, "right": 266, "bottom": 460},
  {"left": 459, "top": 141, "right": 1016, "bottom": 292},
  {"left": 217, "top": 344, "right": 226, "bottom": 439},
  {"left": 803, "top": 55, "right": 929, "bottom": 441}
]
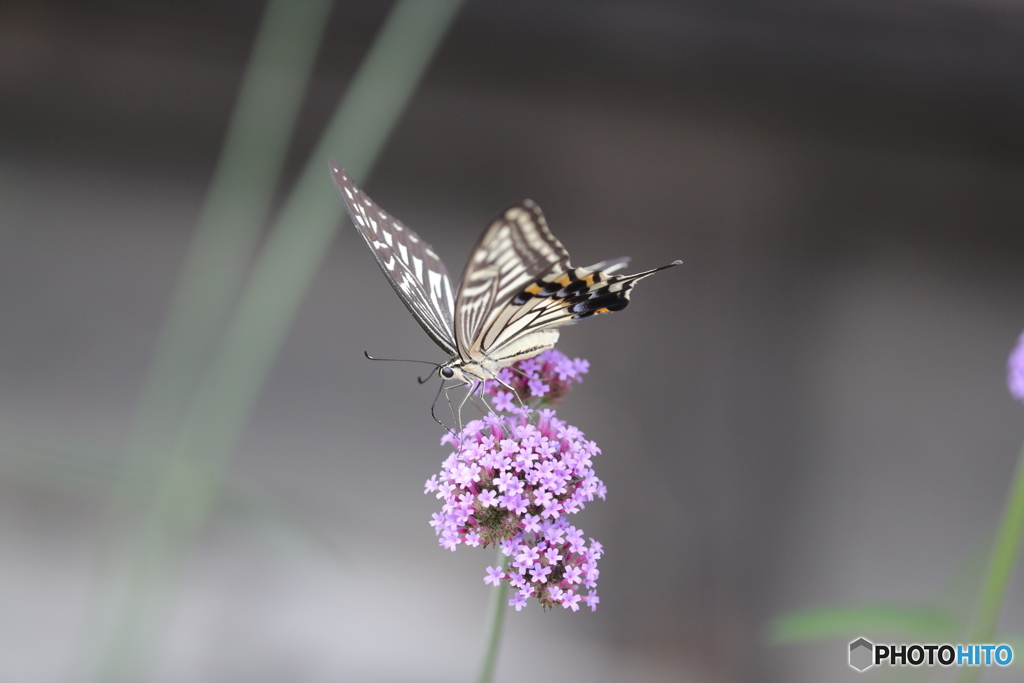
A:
[
  {"left": 454, "top": 200, "right": 572, "bottom": 359},
  {"left": 330, "top": 160, "right": 458, "bottom": 356}
]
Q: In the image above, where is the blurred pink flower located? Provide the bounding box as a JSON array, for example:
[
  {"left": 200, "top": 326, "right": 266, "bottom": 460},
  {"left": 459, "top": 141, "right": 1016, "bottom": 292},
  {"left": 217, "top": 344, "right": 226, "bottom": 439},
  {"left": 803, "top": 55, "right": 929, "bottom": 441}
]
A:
[{"left": 1008, "top": 330, "right": 1024, "bottom": 404}]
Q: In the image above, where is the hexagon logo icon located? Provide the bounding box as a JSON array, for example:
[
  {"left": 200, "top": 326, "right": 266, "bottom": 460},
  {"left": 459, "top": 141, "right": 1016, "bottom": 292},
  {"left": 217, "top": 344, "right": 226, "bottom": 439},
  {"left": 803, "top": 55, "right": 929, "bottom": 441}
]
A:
[{"left": 849, "top": 638, "right": 874, "bottom": 671}]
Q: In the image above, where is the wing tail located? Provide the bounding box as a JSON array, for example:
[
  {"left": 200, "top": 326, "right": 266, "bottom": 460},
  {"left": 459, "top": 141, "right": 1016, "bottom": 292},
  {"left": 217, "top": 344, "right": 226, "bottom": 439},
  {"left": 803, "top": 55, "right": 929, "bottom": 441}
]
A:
[{"left": 563, "top": 259, "right": 682, "bottom": 319}]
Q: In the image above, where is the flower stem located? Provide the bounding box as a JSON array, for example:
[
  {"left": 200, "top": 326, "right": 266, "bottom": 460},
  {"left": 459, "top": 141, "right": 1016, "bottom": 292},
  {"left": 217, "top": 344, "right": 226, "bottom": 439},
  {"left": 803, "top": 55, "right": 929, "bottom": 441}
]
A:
[
  {"left": 957, "top": 436, "right": 1024, "bottom": 683},
  {"left": 477, "top": 550, "right": 508, "bottom": 683}
]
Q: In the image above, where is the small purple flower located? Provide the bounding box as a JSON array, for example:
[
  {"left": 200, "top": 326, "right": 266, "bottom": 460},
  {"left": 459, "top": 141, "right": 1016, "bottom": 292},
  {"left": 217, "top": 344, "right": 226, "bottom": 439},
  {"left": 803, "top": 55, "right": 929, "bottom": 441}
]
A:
[
  {"left": 484, "top": 566, "right": 505, "bottom": 586},
  {"left": 425, "top": 406, "right": 604, "bottom": 611},
  {"left": 481, "top": 349, "right": 589, "bottom": 409},
  {"left": 509, "top": 592, "right": 528, "bottom": 611},
  {"left": 532, "top": 564, "right": 552, "bottom": 583},
  {"left": 563, "top": 565, "right": 583, "bottom": 585},
  {"left": 527, "top": 377, "right": 550, "bottom": 397},
  {"left": 1008, "top": 330, "right": 1024, "bottom": 404},
  {"left": 493, "top": 390, "right": 515, "bottom": 412}
]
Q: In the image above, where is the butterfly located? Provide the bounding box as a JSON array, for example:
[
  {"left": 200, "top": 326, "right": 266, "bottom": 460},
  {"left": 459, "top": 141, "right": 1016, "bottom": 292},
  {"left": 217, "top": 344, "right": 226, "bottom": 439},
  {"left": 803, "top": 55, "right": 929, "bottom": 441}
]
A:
[{"left": 330, "top": 158, "right": 681, "bottom": 424}]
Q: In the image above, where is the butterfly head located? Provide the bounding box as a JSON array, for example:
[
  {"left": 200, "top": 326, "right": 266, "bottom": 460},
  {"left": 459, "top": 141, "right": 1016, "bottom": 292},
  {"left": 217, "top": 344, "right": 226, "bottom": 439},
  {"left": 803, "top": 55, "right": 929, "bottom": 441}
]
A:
[
  {"left": 437, "top": 358, "right": 496, "bottom": 385},
  {"left": 438, "top": 364, "right": 472, "bottom": 383}
]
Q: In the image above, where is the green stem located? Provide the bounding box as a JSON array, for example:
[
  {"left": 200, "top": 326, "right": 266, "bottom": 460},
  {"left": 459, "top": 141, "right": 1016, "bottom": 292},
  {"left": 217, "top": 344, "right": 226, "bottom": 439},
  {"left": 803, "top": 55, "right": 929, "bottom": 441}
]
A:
[
  {"left": 477, "top": 549, "right": 509, "bottom": 683},
  {"left": 123, "top": 0, "right": 336, "bottom": 481},
  {"left": 77, "top": 0, "right": 334, "bottom": 676},
  {"left": 958, "top": 437, "right": 1024, "bottom": 683},
  {"left": 86, "top": 2, "right": 465, "bottom": 682}
]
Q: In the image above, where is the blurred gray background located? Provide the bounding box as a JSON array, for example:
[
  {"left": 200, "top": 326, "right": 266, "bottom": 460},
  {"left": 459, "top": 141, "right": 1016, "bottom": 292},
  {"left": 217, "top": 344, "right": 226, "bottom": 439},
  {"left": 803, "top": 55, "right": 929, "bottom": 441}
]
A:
[{"left": 2, "top": 1, "right": 1024, "bottom": 681}]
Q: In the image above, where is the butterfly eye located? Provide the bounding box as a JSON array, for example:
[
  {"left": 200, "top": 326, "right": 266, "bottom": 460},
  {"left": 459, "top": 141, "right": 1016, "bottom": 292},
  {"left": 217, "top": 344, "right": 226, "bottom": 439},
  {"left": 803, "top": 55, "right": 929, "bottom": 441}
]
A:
[{"left": 440, "top": 367, "right": 455, "bottom": 379}]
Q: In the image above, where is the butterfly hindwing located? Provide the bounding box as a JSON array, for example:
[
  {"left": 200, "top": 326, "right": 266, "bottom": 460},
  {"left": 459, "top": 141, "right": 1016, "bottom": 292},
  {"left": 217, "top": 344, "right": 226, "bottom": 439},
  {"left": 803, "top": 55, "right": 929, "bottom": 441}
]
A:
[
  {"left": 477, "top": 261, "right": 679, "bottom": 358},
  {"left": 454, "top": 200, "right": 572, "bottom": 360},
  {"left": 330, "top": 160, "right": 458, "bottom": 356}
]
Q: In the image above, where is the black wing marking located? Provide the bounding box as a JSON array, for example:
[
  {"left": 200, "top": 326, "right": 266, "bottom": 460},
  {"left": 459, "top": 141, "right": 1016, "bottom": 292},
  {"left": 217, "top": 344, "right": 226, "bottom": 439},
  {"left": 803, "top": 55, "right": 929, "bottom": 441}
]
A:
[
  {"left": 329, "top": 160, "right": 458, "bottom": 356},
  {"left": 479, "top": 260, "right": 683, "bottom": 356},
  {"left": 454, "top": 200, "right": 571, "bottom": 360}
]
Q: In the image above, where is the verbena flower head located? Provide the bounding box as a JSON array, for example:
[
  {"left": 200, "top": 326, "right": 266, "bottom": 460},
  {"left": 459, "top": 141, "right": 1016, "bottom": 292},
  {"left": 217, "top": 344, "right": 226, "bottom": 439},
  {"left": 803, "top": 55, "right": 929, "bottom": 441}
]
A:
[
  {"left": 1009, "top": 330, "right": 1024, "bottom": 405},
  {"left": 424, "top": 406, "right": 606, "bottom": 610},
  {"left": 482, "top": 349, "right": 589, "bottom": 410}
]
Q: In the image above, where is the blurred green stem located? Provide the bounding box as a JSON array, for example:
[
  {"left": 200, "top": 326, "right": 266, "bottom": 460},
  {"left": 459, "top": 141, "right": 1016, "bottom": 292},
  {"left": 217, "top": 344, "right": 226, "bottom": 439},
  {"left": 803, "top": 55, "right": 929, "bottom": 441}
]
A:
[
  {"left": 957, "top": 436, "right": 1024, "bottom": 683},
  {"left": 477, "top": 550, "right": 508, "bottom": 683},
  {"left": 91, "top": 1, "right": 464, "bottom": 681},
  {"left": 123, "top": 0, "right": 334, "bottom": 479},
  {"left": 80, "top": 0, "right": 334, "bottom": 678}
]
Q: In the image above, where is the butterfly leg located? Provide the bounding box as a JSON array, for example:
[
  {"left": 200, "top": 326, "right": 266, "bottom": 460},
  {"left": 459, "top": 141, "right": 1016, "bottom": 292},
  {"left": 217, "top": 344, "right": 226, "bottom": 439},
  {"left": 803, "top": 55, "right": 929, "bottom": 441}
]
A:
[
  {"left": 491, "top": 368, "right": 537, "bottom": 425},
  {"left": 453, "top": 380, "right": 481, "bottom": 431},
  {"left": 442, "top": 379, "right": 472, "bottom": 431},
  {"left": 492, "top": 373, "right": 530, "bottom": 415},
  {"left": 429, "top": 379, "right": 458, "bottom": 436},
  {"left": 469, "top": 391, "right": 515, "bottom": 438}
]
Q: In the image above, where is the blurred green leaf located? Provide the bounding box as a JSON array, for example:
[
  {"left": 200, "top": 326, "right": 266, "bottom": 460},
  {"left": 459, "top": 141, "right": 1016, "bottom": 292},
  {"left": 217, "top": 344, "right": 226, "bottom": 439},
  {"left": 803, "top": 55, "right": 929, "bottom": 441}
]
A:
[{"left": 771, "top": 604, "right": 956, "bottom": 643}]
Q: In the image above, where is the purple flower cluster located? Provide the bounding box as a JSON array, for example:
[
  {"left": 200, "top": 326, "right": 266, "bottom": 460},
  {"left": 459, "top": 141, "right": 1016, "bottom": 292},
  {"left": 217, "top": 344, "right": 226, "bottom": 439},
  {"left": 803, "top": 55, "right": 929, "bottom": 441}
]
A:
[
  {"left": 425, "top": 407, "right": 606, "bottom": 611},
  {"left": 481, "top": 349, "right": 589, "bottom": 410},
  {"left": 1009, "top": 330, "right": 1024, "bottom": 405}
]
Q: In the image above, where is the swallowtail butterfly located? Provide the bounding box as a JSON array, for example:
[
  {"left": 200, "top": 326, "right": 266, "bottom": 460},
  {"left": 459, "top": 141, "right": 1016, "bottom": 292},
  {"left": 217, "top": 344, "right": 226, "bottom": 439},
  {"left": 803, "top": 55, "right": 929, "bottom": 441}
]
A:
[{"left": 330, "top": 159, "right": 681, "bottom": 416}]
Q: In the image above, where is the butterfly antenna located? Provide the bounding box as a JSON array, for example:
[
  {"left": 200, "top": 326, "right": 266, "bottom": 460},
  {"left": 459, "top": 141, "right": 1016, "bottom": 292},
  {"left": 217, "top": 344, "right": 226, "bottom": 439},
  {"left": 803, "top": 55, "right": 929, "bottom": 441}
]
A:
[
  {"left": 363, "top": 351, "right": 441, "bottom": 383},
  {"left": 364, "top": 351, "right": 440, "bottom": 366}
]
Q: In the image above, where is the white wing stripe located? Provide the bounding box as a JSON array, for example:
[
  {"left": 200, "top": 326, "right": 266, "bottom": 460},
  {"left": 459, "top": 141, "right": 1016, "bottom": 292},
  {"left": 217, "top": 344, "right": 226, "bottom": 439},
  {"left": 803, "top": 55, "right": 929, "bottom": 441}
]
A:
[
  {"left": 428, "top": 270, "right": 447, "bottom": 302},
  {"left": 330, "top": 161, "right": 458, "bottom": 355}
]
